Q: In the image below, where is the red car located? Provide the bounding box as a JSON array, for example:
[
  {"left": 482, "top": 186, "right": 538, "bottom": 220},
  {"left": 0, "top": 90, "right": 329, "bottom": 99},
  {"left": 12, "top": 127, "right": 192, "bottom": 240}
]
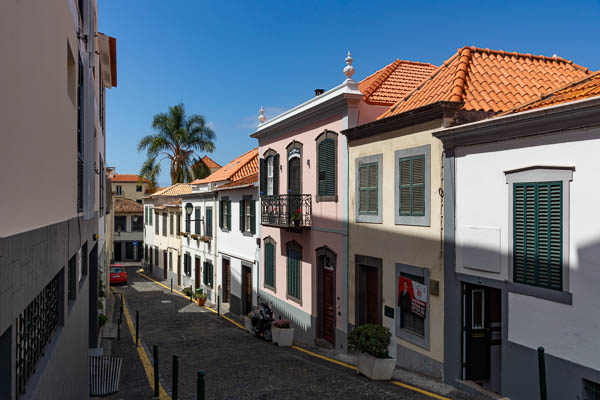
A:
[{"left": 110, "top": 264, "right": 127, "bottom": 285}]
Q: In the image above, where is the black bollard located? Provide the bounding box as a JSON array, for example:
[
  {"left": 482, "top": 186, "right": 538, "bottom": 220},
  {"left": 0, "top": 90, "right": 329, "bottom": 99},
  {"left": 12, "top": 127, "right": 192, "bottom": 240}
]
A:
[
  {"left": 120, "top": 293, "right": 123, "bottom": 317},
  {"left": 153, "top": 344, "right": 159, "bottom": 398},
  {"left": 171, "top": 278, "right": 173, "bottom": 293},
  {"left": 172, "top": 354, "right": 179, "bottom": 400},
  {"left": 217, "top": 294, "right": 220, "bottom": 316},
  {"left": 190, "top": 285, "right": 193, "bottom": 303},
  {"left": 538, "top": 347, "right": 547, "bottom": 400},
  {"left": 197, "top": 370, "right": 205, "bottom": 400},
  {"left": 135, "top": 311, "right": 139, "bottom": 347}
]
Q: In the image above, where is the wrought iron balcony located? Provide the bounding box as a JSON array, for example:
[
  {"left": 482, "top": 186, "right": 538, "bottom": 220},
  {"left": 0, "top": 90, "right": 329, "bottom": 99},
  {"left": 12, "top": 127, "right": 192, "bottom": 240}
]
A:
[{"left": 261, "top": 194, "right": 312, "bottom": 228}]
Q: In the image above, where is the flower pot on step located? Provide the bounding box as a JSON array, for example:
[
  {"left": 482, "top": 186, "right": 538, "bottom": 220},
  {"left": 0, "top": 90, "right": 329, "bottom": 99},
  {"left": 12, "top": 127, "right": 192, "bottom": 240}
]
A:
[
  {"left": 196, "top": 298, "right": 206, "bottom": 306},
  {"left": 272, "top": 327, "right": 294, "bottom": 347},
  {"left": 356, "top": 352, "right": 396, "bottom": 380}
]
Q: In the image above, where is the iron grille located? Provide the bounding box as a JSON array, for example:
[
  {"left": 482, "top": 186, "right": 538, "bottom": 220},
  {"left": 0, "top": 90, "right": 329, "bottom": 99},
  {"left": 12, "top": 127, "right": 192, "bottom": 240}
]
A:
[
  {"left": 15, "top": 272, "right": 60, "bottom": 398},
  {"left": 261, "top": 194, "right": 311, "bottom": 228}
]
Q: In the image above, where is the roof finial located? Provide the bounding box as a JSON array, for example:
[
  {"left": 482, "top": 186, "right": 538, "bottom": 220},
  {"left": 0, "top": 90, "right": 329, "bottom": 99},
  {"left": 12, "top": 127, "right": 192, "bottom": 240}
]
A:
[
  {"left": 258, "top": 106, "right": 266, "bottom": 124},
  {"left": 344, "top": 51, "right": 355, "bottom": 81}
]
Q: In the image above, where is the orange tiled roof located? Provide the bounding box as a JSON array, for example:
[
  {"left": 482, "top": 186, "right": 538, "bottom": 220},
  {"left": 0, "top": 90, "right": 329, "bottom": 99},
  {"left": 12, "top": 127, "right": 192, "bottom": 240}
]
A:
[
  {"left": 503, "top": 71, "right": 600, "bottom": 114},
  {"left": 379, "top": 46, "right": 591, "bottom": 118},
  {"left": 201, "top": 155, "right": 221, "bottom": 169},
  {"left": 112, "top": 174, "right": 145, "bottom": 183},
  {"left": 192, "top": 148, "right": 258, "bottom": 184},
  {"left": 359, "top": 60, "right": 438, "bottom": 106},
  {"left": 215, "top": 173, "right": 258, "bottom": 190},
  {"left": 151, "top": 183, "right": 192, "bottom": 197},
  {"left": 114, "top": 197, "right": 143, "bottom": 213}
]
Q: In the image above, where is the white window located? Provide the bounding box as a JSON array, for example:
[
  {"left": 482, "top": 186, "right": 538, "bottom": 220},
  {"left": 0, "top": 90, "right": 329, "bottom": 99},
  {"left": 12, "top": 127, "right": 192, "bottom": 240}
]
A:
[
  {"left": 116, "top": 185, "right": 122, "bottom": 195},
  {"left": 267, "top": 157, "right": 274, "bottom": 195}
]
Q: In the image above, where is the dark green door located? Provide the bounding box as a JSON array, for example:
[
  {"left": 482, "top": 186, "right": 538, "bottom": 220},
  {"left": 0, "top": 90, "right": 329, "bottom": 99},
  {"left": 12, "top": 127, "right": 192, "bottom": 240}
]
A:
[{"left": 464, "top": 283, "right": 493, "bottom": 380}]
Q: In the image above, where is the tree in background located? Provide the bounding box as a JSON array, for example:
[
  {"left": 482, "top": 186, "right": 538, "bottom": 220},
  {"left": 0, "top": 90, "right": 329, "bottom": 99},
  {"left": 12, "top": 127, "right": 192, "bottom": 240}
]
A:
[
  {"left": 190, "top": 156, "right": 211, "bottom": 180},
  {"left": 138, "top": 103, "right": 216, "bottom": 184},
  {"left": 138, "top": 157, "right": 160, "bottom": 193}
]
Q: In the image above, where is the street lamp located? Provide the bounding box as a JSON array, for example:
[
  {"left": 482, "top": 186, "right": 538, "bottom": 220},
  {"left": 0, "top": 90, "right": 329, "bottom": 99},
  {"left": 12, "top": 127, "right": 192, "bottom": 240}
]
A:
[{"left": 184, "top": 202, "right": 204, "bottom": 230}]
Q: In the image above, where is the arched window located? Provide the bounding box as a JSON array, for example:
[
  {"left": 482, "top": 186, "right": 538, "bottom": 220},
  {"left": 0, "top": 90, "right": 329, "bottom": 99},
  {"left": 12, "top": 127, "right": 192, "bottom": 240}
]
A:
[
  {"left": 286, "top": 141, "right": 303, "bottom": 195},
  {"left": 260, "top": 149, "right": 279, "bottom": 196},
  {"left": 315, "top": 130, "right": 338, "bottom": 202}
]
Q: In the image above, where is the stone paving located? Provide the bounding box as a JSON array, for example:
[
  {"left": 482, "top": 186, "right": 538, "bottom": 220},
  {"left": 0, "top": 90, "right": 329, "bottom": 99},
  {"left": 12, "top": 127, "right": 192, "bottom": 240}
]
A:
[{"left": 109, "top": 266, "right": 441, "bottom": 400}]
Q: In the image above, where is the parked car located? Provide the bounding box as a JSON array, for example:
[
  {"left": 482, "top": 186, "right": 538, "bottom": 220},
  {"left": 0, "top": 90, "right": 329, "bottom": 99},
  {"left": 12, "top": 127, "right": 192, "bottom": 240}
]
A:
[{"left": 109, "top": 264, "right": 127, "bottom": 285}]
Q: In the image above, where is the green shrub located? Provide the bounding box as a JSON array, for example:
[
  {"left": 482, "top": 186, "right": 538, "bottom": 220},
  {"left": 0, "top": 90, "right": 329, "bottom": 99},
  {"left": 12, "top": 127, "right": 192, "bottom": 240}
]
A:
[
  {"left": 348, "top": 323, "right": 391, "bottom": 358},
  {"left": 182, "top": 287, "right": 192, "bottom": 296},
  {"left": 98, "top": 313, "right": 108, "bottom": 328},
  {"left": 194, "top": 289, "right": 207, "bottom": 299}
]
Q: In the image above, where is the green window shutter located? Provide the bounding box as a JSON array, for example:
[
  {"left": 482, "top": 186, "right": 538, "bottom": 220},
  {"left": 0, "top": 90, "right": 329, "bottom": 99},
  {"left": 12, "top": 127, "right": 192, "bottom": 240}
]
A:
[
  {"left": 513, "top": 182, "right": 563, "bottom": 291},
  {"left": 206, "top": 209, "right": 212, "bottom": 237},
  {"left": 368, "top": 163, "right": 378, "bottom": 213},
  {"left": 250, "top": 200, "right": 256, "bottom": 235},
  {"left": 399, "top": 155, "right": 425, "bottom": 216},
  {"left": 358, "top": 165, "right": 368, "bottom": 212},
  {"left": 195, "top": 209, "right": 201, "bottom": 234},
  {"left": 227, "top": 200, "right": 232, "bottom": 230},
  {"left": 239, "top": 200, "right": 245, "bottom": 232},
  {"left": 219, "top": 200, "right": 223, "bottom": 229},
  {"left": 287, "top": 247, "right": 301, "bottom": 299},
  {"left": 273, "top": 154, "right": 280, "bottom": 195},
  {"left": 318, "top": 139, "right": 336, "bottom": 196},
  {"left": 265, "top": 243, "right": 274, "bottom": 287}
]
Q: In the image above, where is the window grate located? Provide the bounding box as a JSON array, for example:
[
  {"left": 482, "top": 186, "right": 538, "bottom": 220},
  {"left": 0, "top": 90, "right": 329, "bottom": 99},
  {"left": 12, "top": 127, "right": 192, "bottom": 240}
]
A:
[{"left": 15, "top": 272, "right": 60, "bottom": 397}]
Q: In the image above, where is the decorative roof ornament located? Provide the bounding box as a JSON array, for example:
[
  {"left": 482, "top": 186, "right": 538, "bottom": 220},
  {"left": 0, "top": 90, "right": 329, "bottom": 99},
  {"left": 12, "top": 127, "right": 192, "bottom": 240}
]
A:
[
  {"left": 258, "top": 106, "right": 266, "bottom": 124},
  {"left": 343, "top": 51, "right": 355, "bottom": 81}
]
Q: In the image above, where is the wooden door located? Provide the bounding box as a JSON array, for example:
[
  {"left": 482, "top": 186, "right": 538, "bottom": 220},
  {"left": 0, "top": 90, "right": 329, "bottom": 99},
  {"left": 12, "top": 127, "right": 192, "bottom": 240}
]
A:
[
  {"left": 242, "top": 266, "right": 252, "bottom": 315},
  {"left": 464, "top": 284, "right": 491, "bottom": 380},
  {"left": 322, "top": 267, "right": 335, "bottom": 344},
  {"left": 195, "top": 258, "right": 201, "bottom": 290},
  {"left": 114, "top": 242, "right": 122, "bottom": 261},
  {"left": 222, "top": 259, "right": 231, "bottom": 303},
  {"left": 163, "top": 252, "right": 167, "bottom": 279},
  {"left": 177, "top": 255, "right": 182, "bottom": 286},
  {"left": 365, "top": 267, "right": 379, "bottom": 325}
]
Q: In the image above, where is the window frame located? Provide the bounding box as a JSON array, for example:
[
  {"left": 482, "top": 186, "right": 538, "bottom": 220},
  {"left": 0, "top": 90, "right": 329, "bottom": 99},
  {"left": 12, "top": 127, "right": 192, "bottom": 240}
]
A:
[
  {"left": 355, "top": 154, "right": 383, "bottom": 223},
  {"left": 315, "top": 130, "right": 338, "bottom": 202},
  {"left": 394, "top": 144, "right": 431, "bottom": 226},
  {"left": 263, "top": 237, "right": 276, "bottom": 292},
  {"left": 506, "top": 166, "right": 573, "bottom": 304}
]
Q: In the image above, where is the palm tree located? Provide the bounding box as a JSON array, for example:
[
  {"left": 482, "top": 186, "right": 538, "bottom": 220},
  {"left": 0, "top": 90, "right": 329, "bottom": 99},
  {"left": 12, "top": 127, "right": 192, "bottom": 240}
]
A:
[
  {"left": 138, "top": 157, "right": 161, "bottom": 193},
  {"left": 138, "top": 103, "right": 216, "bottom": 184}
]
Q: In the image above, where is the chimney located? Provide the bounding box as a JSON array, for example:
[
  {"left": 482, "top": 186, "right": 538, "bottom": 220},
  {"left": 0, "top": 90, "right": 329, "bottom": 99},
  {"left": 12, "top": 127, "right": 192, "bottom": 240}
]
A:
[{"left": 315, "top": 89, "right": 325, "bottom": 96}]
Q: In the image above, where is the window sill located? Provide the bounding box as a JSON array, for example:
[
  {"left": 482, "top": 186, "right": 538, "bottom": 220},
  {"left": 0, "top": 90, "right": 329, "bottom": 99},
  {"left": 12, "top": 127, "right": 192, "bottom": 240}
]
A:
[
  {"left": 316, "top": 195, "right": 338, "bottom": 203},
  {"left": 356, "top": 213, "right": 382, "bottom": 224},
  {"left": 286, "top": 294, "right": 302, "bottom": 306},
  {"left": 242, "top": 231, "right": 254, "bottom": 237},
  {"left": 507, "top": 281, "right": 572, "bottom": 305},
  {"left": 396, "top": 327, "right": 429, "bottom": 350},
  {"left": 394, "top": 215, "right": 430, "bottom": 227},
  {"left": 264, "top": 284, "right": 276, "bottom": 294}
]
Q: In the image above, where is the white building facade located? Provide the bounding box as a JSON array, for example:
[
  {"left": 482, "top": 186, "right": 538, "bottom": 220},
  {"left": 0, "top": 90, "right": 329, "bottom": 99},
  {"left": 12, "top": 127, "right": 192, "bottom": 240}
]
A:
[{"left": 436, "top": 95, "right": 600, "bottom": 399}]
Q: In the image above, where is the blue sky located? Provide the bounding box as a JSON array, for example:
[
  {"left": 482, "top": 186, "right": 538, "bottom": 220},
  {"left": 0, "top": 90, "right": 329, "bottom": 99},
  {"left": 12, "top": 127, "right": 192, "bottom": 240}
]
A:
[{"left": 98, "top": 0, "right": 600, "bottom": 187}]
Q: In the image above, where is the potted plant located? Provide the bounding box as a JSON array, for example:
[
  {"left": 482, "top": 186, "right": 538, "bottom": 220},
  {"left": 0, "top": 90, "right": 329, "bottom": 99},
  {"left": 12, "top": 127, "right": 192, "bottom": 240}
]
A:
[
  {"left": 194, "top": 289, "right": 207, "bottom": 306},
  {"left": 272, "top": 319, "right": 294, "bottom": 347},
  {"left": 290, "top": 208, "right": 302, "bottom": 227},
  {"left": 244, "top": 312, "right": 254, "bottom": 333},
  {"left": 348, "top": 323, "right": 395, "bottom": 380}
]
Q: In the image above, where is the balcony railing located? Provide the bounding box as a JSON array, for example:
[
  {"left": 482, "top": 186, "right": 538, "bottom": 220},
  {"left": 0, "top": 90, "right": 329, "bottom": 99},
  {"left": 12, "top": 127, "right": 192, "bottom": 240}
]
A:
[{"left": 261, "top": 194, "right": 312, "bottom": 228}]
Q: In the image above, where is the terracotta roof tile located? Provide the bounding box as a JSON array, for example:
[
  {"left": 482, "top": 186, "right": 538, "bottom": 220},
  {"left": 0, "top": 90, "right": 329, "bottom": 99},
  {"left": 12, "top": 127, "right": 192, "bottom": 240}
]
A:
[
  {"left": 151, "top": 183, "right": 192, "bottom": 197},
  {"left": 215, "top": 173, "right": 258, "bottom": 191},
  {"left": 114, "top": 197, "right": 143, "bottom": 213},
  {"left": 200, "top": 155, "right": 221, "bottom": 169},
  {"left": 192, "top": 148, "right": 258, "bottom": 184},
  {"left": 379, "top": 46, "right": 591, "bottom": 118},
  {"left": 112, "top": 174, "right": 145, "bottom": 183},
  {"left": 358, "top": 60, "right": 438, "bottom": 106},
  {"left": 502, "top": 71, "right": 600, "bottom": 114}
]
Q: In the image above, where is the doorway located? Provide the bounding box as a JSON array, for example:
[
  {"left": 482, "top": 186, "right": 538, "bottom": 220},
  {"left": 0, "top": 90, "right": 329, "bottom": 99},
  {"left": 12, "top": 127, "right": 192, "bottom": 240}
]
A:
[
  {"left": 177, "top": 255, "right": 182, "bottom": 286},
  {"left": 114, "top": 242, "right": 122, "bottom": 261},
  {"left": 288, "top": 157, "right": 301, "bottom": 194},
  {"left": 222, "top": 258, "right": 231, "bottom": 303},
  {"left": 317, "top": 248, "right": 336, "bottom": 346},
  {"left": 463, "top": 283, "right": 502, "bottom": 394},
  {"left": 356, "top": 259, "right": 381, "bottom": 326},
  {"left": 163, "top": 252, "right": 167, "bottom": 279},
  {"left": 241, "top": 265, "right": 252, "bottom": 315},
  {"left": 195, "top": 258, "right": 201, "bottom": 290},
  {"left": 126, "top": 242, "right": 134, "bottom": 260}
]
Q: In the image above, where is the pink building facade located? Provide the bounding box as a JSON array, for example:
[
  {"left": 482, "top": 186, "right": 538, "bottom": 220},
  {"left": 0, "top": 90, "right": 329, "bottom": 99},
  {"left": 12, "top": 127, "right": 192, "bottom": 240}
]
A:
[{"left": 251, "top": 54, "right": 394, "bottom": 350}]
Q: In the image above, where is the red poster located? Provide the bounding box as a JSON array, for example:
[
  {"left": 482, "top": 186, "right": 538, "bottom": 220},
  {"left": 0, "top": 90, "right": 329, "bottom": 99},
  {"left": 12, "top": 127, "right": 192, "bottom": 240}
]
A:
[{"left": 398, "top": 276, "right": 427, "bottom": 318}]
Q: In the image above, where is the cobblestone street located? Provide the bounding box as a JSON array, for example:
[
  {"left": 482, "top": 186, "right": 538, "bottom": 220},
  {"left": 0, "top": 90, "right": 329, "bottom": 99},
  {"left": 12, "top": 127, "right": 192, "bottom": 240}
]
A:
[{"left": 108, "top": 266, "right": 438, "bottom": 399}]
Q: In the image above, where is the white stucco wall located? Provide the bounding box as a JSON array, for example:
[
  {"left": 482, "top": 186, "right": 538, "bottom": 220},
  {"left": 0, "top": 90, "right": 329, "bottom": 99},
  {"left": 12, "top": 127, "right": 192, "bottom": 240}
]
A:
[{"left": 455, "top": 127, "right": 600, "bottom": 370}]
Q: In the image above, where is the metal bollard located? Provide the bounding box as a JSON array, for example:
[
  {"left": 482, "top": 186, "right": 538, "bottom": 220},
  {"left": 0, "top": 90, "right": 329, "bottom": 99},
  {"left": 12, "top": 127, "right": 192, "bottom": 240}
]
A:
[
  {"left": 190, "top": 285, "right": 193, "bottom": 303},
  {"left": 172, "top": 354, "right": 179, "bottom": 400},
  {"left": 538, "top": 347, "right": 547, "bottom": 400},
  {"left": 153, "top": 344, "right": 159, "bottom": 398},
  {"left": 197, "top": 370, "right": 205, "bottom": 400},
  {"left": 120, "top": 293, "right": 124, "bottom": 317},
  {"left": 171, "top": 278, "right": 173, "bottom": 293},
  {"left": 217, "top": 294, "right": 220, "bottom": 316},
  {"left": 135, "top": 311, "right": 139, "bottom": 347}
]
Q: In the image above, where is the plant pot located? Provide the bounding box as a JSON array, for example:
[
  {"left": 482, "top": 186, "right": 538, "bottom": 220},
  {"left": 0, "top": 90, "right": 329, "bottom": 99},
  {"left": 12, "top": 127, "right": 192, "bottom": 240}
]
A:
[
  {"left": 244, "top": 317, "right": 253, "bottom": 333},
  {"left": 356, "top": 352, "right": 396, "bottom": 380},
  {"left": 196, "top": 298, "right": 206, "bottom": 306},
  {"left": 272, "top": 327, "right": 294, "bottom": 347}
]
